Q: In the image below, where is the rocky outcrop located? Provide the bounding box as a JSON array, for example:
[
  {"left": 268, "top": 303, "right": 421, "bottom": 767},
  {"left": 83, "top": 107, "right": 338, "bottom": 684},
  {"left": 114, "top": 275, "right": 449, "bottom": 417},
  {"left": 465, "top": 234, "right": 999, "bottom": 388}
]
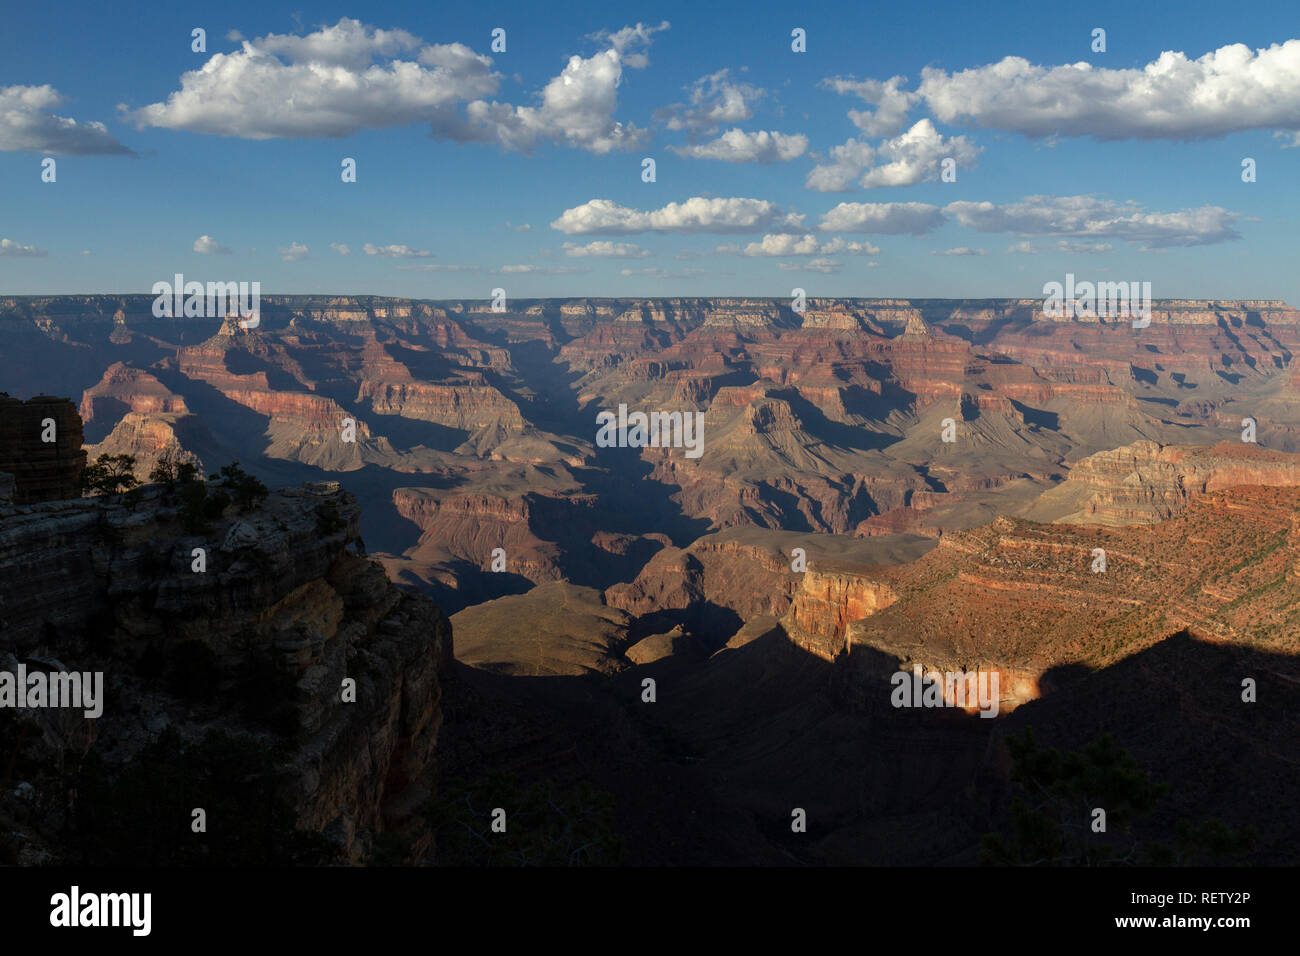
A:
[
  {"left": 0, "top": 395, "right": 86, "bottom": 503},
  {"left": 778, "top": 485, "right": 1300, "bottom": 717},
  {"left": 1024, "top": 440, "right": 1300, "bottom": 525},
  {"left": 0, "top": 480, "right": 451, "bottom": 863},
  {"left": 783, "top": 564, "right": 897, "bottom": 660}
]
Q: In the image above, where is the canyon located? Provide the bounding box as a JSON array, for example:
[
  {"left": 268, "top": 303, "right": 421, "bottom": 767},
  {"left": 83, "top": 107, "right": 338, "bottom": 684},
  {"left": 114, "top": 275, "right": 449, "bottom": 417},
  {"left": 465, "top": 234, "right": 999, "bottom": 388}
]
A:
[{"left": 2, "top": 294, "right": 1298, "bottom": 864}]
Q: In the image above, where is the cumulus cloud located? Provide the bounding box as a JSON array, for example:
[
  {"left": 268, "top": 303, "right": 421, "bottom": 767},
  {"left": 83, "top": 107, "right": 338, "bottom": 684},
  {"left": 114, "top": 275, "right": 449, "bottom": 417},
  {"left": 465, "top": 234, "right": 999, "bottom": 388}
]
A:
[
  {"left": 943, "top": 195, "right": 1240, "bottom": 247},
  {"left": 0, "top": 238, "right": 48, "bottom": 257},
  {"left": 820, "top": 75, "right": 917, "bottom": 137},
  {"left": 451, "top": 20, "right": 669, "bottom": 154},
  {"left": 1008, "top": 240, "right": 1114, "bottom": 254},
  {"left": 932, "top": 247, "right": 986, "bottom": 256},
  {"left": 742, "top": 234, "right": 820, "bottom": 256},
  {"left": 670, "top": 128, "right": 808, "bottom": 162},
  {"left": 551, "top": 196, "right": 805, "bottom": 235},
  {"left": 279, "top": 242, "right": 309, "bottom": 261},
  {"left": 778, "top": 257, "right": 842, "bottom": 274},
  {"left": 127, "top": 17, "right": 666, "bottom": 153},
  {"left": 193, "top": 235, "right": 232, "bottom": 255},
  {"left": 397, "top": 263, "right": 589, "bottom": 275},
  {"left": 126, "top": 18, "right": 497, "bottom": 139},
  {"left": 804, "top": 137, "right": 876, "bottom": 192},
  {"left": 819, "top": 237, "right": 881, "bottom": 255},
  {"left": 562, "top": 240, "right": 650, "bottom": 258},
  {"left": 654, "top": 69, "right": 764, "bottom": 132},
  {"left": 916, "top": 40, "right": 1300, "bottom": 140},
  {"left": 805, "top": 119, "right": 979, "bottom": 191},
  {"left": 330, "top": 242, "right": 351, "bottom": 255},
  {"left": 817, "top": 202, "right": 945, "bottom": 234},
  {"left": 735, "top": 234, "right": 879, "bottom": 257},
  {"left": 620, "top": 266, "right": 706, "bottom": 278},
  {"left": 251, "top": 20, "right": 422, "bottom": 69},
  {"left": 0, "top": 85, "right": 133, "bottom": 155},
  {"left": 363, "top": 242, "right": 432, "bottom": 258},
  {"left": 861, "top": 120, "right": 979, "bottom": 187},
  {"left": 497, "top": 264, "right": 587, "bottom": 274}
]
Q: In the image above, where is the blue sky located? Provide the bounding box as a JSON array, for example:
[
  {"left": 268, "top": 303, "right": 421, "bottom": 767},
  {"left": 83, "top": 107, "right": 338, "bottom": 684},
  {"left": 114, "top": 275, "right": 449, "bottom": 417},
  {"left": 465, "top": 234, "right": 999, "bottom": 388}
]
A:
[{"left": 1, "top": 0, "right": 1298, "bottom": 302}]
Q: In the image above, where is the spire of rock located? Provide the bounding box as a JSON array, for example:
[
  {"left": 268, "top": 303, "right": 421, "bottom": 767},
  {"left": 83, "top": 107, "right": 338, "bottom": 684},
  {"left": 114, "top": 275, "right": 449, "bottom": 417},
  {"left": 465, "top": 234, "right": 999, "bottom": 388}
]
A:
[{"left": 902, "top": 313, "right": 930, "bottom": 337}]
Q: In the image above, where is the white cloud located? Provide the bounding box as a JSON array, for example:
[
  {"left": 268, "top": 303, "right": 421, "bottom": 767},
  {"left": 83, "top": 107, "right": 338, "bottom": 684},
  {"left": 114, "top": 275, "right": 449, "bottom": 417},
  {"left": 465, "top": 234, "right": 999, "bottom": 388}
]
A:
[
  {"left": 620, "top": 266, "right": 706, "bottom": 278},
  {"left": 562, "top": 240, "right": 650, "bottom": 258},
  {"left": 805, "top": 120, "right": 979, "bottom": 191},
  {"left": 127, "top": 18, "right": 498, "bottom": 139},
  {"left": 654, "top": 69, "right": 764, "bottom": 132},
  {"left": 817, "top": 202, "right": 945, "bottom": 234},
  {"left": 0, "top": 238, "right": 48, "bottom": 257},
  {"left": 193, "top": 235, "right": 232, "bottom": 255},
  {"left": 330, "top": 242, "right": 351, "bottom": 255},
  {"left": 743, "top": 234, "right": 820, "bottom": 256},
  {"left": 363, "top": 242, "right": 432, "bottom": 258},
  {"left": 916, "top": 40, "right": 1300, "bottom": 140},
  {"left": 736, "top": 234, "right": 879, "bottom": 257},
  {"left": 932, "top": 247, "right": 987, "bottom": 256},
  {"left": 804, "top": 137, "right": 876, "bottom": 192},
  {"left": 497, "top": 264, "right": 588, "bottom": 274},
  {"left": 551, "top": 196, "right": 805, "bottom": 235},
  {"left": 1057, "top": 240, "right": 1113, "bottom": 254},
  {"left": 821, "top": 75, "right": 917, "bottom": 136},
  {"left": 252, "top": 19, "right": 422, "bottom": 70},
  {"left": 860, "top": 119, "right": 979, "bottom": 188},
  {"left": 591, "top": 22, "right": 670, "bottom": 67},
  {"left": 0, "top": 85, "right": 133, "bottom": 155},
  {"left": 450, "top": 21, "right": 669, "bottom": 154},
  {"left": 819, "top": 237, "right": 880, "bottom": 255},
  {"left": 670, "top": 128, "right": 808, "bottom": 162},
  {"left": 1008, "top": 240, "right": 1114, "bottom": 254},
  {"left": 944, "top": 195, "right": 1240, "bottom": 247},
  {"left": 396, "top": 263, "right": 589, "bottom": 275},
  {"left": 778, "top": 257, "right": 842, "bottom": 274},
  {"left": 279, "top": 242, "right": 309, "bottom": 261}
]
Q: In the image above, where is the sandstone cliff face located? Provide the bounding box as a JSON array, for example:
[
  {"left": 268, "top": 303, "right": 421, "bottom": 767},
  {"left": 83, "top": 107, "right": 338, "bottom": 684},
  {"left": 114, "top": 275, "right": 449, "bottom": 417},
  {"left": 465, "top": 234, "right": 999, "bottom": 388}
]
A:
[
  {"left": 777, "top": 485, "right": 1300, "bottom": 719},
  {"left": 1024, "top": 440, "right": 1300, "bottom": 525},
  {"left": 783, "top": 564, "right": 898, "bottom": 661},
  {"left": 0, "top": 481, "right": 451, "bottom": 863},
  {"left": 0, "top": 396, "right": 85, "bottom": 504}
]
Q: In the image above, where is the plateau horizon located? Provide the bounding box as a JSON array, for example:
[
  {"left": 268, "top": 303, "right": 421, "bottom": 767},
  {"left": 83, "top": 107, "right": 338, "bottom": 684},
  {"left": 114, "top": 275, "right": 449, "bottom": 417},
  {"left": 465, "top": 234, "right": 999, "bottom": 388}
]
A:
[{"left": 1, "top": 292, "right": 1292, "bottom": 308}]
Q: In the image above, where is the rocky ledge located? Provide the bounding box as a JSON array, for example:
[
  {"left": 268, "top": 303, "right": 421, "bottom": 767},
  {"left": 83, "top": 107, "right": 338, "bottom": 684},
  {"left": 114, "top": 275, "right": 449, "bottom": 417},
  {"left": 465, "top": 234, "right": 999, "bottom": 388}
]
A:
[{"left": 0, "top": 480, "right": 451, "bottom": 864}]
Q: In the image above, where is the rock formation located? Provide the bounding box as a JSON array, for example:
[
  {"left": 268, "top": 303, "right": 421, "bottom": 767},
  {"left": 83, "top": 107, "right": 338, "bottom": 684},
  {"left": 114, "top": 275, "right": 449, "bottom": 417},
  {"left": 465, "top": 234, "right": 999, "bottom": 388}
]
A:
[
  {"left": 0, "top": 395, "right": 86, "bottom": 504},
  {"left": 0, "top": 480, "right": 451, "bottom": 864}
]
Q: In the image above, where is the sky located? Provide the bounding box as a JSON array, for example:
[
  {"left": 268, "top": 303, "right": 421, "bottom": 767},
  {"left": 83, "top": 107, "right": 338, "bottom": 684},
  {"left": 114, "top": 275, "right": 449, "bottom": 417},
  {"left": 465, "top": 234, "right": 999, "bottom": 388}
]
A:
[{"left": 1, "top": 0, "right": 1298, "bottom": 302}]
